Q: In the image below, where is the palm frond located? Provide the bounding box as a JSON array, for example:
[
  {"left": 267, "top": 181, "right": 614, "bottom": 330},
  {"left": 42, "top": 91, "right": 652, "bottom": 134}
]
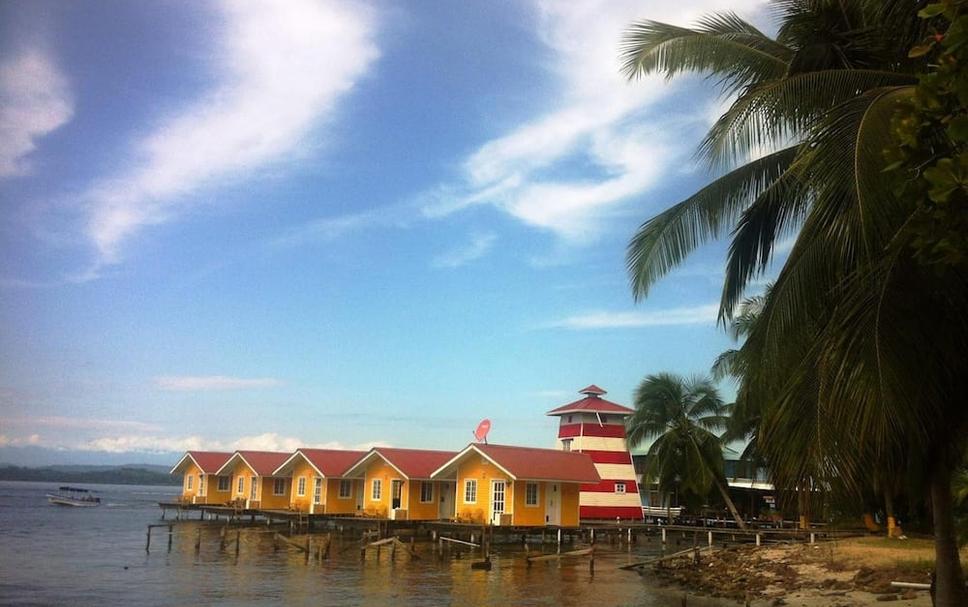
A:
[
  {"left": 620, "top": 15, "right": 791, "bottom": 94},
  {"left": 628, "top": 147, "right": 797, "bottom": 301},
  {"left": 699, "top": 69, "right": 916, "bottom": 168}
]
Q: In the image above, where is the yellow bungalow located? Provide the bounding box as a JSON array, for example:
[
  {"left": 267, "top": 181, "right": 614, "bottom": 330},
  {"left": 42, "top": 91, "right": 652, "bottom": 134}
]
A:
[
  {"left": 430, "top": 444, "right": 600, "bottom": 527},
  {"left": 342, "top": 447, "right": 457, "bottom": 520},
  {"left": 272, "top": 449, "right": 366, "bottom": 514},
  {"left": 214, "top": 451, "right": 292, "bottom": 509},
  {"left": 170, "top": 451, "right": 233, "bottom": 504}
]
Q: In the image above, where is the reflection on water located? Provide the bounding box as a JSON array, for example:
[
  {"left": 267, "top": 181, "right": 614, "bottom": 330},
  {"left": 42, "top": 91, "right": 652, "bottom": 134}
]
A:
[{"left": 0, "top": 481, "right": 728, "bottom": 606}]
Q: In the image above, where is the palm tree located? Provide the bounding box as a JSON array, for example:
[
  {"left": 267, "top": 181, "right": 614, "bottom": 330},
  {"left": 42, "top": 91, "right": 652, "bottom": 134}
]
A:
[
  {"left": 627, "top": 373, "right": 748, "bottom": 530},
  {"left": 619, "top": 3, "right": 967, "bottom": 604}
]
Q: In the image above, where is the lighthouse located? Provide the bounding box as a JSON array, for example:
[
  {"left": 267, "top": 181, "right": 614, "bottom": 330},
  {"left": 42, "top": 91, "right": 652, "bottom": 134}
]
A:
[{"left": 547, "top": 385, "right": 643, "bottom": 520}]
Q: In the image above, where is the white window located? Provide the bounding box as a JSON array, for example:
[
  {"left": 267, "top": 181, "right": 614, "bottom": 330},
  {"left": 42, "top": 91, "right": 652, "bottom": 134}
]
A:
[
  {"left": 218, "top": 476, "right": 231, "bottom": 492},
  {"left": 273, "top": 478, "right": 286, "bottom": 496},
  {"left": 464, "top": 479, "right": 477, "bottom": 504},
  {"left": 561, "top": 438, "right": 572, "bottom": 452},
  {"left": 313, "top": 478, "right": 323, "bottom": 504},
  {"left": 371, "top": 479, "right": 382, "bottom": 501},
  {"left": 186, "top": 474, "right": 194, "bottom": 490},
  {"left": 615, "top": 482, "right": 626, "bottom": 494},
  {"left": 297, "top": 476, "right": 307, "bottom": 496},
  {"left": 339, "top": 479, "right": 353, "bottom": 499},
  {"left": 237, "top": 476, "right": 245, "bottom": 494},
  {"left": 525, "top": 482, "right": 539, "bottom": 506},
  {"left": 420, "top": 481, "right": 433, "bottom": 503}
]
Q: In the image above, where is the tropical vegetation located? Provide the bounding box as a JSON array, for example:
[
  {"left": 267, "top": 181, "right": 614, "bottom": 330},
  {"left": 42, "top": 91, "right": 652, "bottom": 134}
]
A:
[
  {"left": 626, "top": 372, "right": 747, "bottom": 530},
  {"left": 619, "top": 1, "right": 967, "bottom": 604}
]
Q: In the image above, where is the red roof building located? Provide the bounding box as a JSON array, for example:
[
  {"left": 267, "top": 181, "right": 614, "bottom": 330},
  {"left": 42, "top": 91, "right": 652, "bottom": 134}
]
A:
[
  {"left": 547, "top": 386, "right": 643, "bottom": 521},
  {"left": 169, "top": 450, "right": 232, "bottom": 475}
]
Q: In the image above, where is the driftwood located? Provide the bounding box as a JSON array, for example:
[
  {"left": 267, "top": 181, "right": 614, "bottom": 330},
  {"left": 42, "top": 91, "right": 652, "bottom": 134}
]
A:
[
  {"left": 526, "top": 547, "right": 593, "bottom": 562},
  {"left": 619, "top": 545, "right": 715, "bottom": 570}
]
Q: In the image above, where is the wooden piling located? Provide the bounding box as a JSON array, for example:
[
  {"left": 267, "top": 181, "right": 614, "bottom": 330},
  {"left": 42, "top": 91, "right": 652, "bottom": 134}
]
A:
[
  {"left": 235, "top": 530, "right": 240, "bottom": 558},
  {"left": 195, "top": 528, "right": 202, "bottom": 554},
  {"left": 145, "top": 526, "right": 152, "bottom": 552},
  {"left": 168, "top": 525, "right": 173, "bottom": 552}
]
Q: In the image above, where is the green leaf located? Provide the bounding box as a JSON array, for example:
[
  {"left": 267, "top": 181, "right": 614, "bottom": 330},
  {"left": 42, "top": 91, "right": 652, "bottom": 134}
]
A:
[
  {"left": 908, "top": 43, "right": 936, "bottom": 58},
  {"left": 917, "top": 4, "right": 947, "bottom": 19}
]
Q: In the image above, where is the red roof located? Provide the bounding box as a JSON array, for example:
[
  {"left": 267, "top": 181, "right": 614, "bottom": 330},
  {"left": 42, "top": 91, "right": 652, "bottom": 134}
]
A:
[
  {"left": 170, "top": 451, "right": 232, "bottom": 475},
  {"left": 296, "top": 449, "right": 367, "bottom": 477},
  {"left": 440, "top": 444, "right": 600, "bottom": 483},
  {"left": 546, "top": 388, "right": 634, "bottom": 416},
  {"left": 228, "top": 451, "right": 291, "bottom": 476},
  {"left": 373, "top": 448, "right": 458, "bottom": 479}
]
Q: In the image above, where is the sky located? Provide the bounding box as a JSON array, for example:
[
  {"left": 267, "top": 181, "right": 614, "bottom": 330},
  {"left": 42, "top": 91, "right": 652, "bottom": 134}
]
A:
[{"left": 0, "top": 0, "right": 780, "bottom": 466}]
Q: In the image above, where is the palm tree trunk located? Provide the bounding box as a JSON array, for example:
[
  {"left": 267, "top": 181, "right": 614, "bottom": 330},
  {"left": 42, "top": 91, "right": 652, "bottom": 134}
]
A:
[
  {"left": 930, "top": 462, "right": 968, "bottom": 607},
  {"left": 713, "top": 478, "right": 748, "bottom": 530},
  {"left": 884, "top": 492, "right": 896, "bottom": 538}
]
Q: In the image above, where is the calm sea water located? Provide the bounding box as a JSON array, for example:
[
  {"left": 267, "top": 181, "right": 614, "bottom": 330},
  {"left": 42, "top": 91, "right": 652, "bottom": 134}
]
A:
[{"left": 0, "top": 481, "right": 728, "bottom": 606}]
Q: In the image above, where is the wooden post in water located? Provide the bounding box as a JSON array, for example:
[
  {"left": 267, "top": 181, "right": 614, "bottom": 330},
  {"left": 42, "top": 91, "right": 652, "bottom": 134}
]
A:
[
  {"left": 557, "top": 528, "right": 562, "bottom": 554},
  {"left": 235, "top": 530, "right": 240, "bottom": 558},
  {"left": 707, "top": 531, "right": 713, "bottom": 547},
  {"left": 589, "top": 546, "right": 595, "bottom": 576},
  {"left": 168, "top": 525, "right": 173, "bottom": 552},
  {"left": 305, "top": 537, "right": 311, "bottom": 565},
  {"left": 145, "top": 526, "right": 152, "bottom": 553},
  {"left": 661, "top": 528, "right": 666, "bottom": 544},
  {"left": 195, "top": 528, "right": 202, "bottom": 554},
  {"left": 756, "top": 533, "right": 761, "bottom": 546}
]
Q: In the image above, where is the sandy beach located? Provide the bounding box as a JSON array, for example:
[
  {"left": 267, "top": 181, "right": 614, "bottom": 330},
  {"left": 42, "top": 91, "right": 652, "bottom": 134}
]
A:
[{"left": 647, "top": 537, "right": 968, "bottom": 606}]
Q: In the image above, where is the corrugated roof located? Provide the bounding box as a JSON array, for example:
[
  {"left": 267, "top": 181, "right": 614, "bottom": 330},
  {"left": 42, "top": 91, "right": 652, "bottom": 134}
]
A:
[
  {"left": 231, "top": 451, "right": 291, "bottom": 476},
  {"left": 170, "top": 451, "right": 233, "bottom": 475},
  {"left": 296, "top": 449, "right": 367, "bottom": 477},
  {"left": 546, "top": 394, "right": 634, "bottom": 416},
  {"left": 372, "top": 447, "right": 458, "bottom": 479},
  {"left": 474, "top": 444, "right": 601, "bottom": 483}
]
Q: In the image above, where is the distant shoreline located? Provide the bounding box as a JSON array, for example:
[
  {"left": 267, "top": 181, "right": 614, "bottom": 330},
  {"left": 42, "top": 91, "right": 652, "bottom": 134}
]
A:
[{"left": 0, "top": 465, "right": 180, "bottom": 486}]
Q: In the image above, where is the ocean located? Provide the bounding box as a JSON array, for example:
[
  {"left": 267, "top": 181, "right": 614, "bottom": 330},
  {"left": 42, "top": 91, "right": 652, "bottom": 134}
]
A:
[{"left": 0, "top": 481, "right": 726, "bottom": 606}]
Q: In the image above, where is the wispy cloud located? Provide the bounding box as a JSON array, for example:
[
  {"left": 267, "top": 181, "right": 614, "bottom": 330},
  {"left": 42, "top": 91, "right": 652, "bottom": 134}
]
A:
[
  {"left": 76, "top": 432, "right": 389, "bottom": 454},
  {"left": 546, "top": 303, "right": 719, "bottom": 329},
  {"left": 0, "top": 434, "right": 42, "bottom": 447},
  {"left": 0, "top": 50, "right": 73, "bottom": 178},
  {"left": 153, "top": 375, "right": 282, "bottom": 391},
  {"left": 421, "top": 0, "right": 767, "bottom": 245},
  {"left": 432, "top": 233, "right": 497, "bottom": 268},
  {"left": 1, "top": 416, "right": 159, "bottom": 432},
  {"left": 80, "top": 0, "right": 379, "bottom": 274}
]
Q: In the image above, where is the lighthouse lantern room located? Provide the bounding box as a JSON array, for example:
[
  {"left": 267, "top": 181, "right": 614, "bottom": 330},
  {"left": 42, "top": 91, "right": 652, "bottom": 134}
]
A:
[{"left": 547, "top": 385, "right": 643, "bottom": 520}]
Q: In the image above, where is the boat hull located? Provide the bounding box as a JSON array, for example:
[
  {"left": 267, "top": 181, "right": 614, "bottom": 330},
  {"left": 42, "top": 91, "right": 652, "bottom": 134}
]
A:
[{"left": 47, "top": 494, "right": 100, "bottom": 507}]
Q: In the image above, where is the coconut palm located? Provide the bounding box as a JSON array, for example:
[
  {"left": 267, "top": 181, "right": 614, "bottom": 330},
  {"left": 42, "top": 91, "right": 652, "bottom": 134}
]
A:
[
  {"left": 627, "top": 373, "right": 748, "bottom": 530},
  {"left": 619, "top": 2, "right": 967, "bottom": 603}
]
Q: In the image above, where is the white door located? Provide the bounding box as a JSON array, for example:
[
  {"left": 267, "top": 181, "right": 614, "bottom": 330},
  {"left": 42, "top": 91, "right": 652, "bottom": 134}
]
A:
[
  {"left": 312, "top": 477, "right": 322, "bottom": 513},
  {"left": 438, "top": 482, "right": 454, "bottom": 519},
  {"left": 491, "top": 480, "right": 506, "bottom": 524},
  {"left": 545, "top": 482, "right": 560, "bottom": 526},
  {"left": 355, "top": 480, "right": 364, "bottom": 512},
  {"left": 391, "top": 480, "right": 403, "bottom": 510},
  {"left": 249, "top": 476, "right": 258, "bottom": 507}
]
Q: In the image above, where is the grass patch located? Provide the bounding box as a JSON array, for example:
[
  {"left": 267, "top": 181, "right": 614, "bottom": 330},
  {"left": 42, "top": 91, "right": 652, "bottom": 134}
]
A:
[{"left": 828, "top": 536, "right": 968, "bottom": 571}]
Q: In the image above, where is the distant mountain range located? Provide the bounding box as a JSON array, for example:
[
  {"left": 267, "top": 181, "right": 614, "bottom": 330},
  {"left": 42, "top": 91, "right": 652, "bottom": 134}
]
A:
[{"left": 0, "top": 463, "right": 180, "bottom": 486}]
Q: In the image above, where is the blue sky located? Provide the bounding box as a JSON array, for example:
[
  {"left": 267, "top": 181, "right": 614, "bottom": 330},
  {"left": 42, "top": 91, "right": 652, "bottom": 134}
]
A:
[{"left": 0, "top": 0, "right": 780, "bottom": 465}]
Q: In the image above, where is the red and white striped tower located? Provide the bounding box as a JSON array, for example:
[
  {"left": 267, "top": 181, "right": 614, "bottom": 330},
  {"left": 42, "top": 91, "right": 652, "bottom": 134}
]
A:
[{"left": 547, "top": 385, "right": 643, "bottom": 520}]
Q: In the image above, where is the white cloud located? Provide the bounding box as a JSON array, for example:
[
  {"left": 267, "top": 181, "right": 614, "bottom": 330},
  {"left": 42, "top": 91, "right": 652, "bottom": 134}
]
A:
[
  {"left": 0, "top": 433, "right": 42, "bottom": 447},
  {"left": 425, "top": 0, "right": 767, "bottom": 243},
  {"left": 0, "top": 51, "right": 73, "bottom": 177},
  {"left": 1, "top": 416, "right": 159, "bottom": 432},
  {"left": 432, "top": 233, "right": 497, "bottom": 268},
  {"left": 546, "top": 303, "right": 719, "bottom": 329},
  {"left": 82, "top": 0, "right": 379, "bottom": 270},
  {"left": 76, "top": 432, "right": 389, "bottom": 454},
  {"left": 154, "top": 375, "right": 282, "bottom": 391}
]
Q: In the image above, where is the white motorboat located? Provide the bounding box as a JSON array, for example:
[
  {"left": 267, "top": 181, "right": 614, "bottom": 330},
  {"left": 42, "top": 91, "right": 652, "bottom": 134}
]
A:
[{"left": 46, "top": 486, "right": 101, "bottom": 507}]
